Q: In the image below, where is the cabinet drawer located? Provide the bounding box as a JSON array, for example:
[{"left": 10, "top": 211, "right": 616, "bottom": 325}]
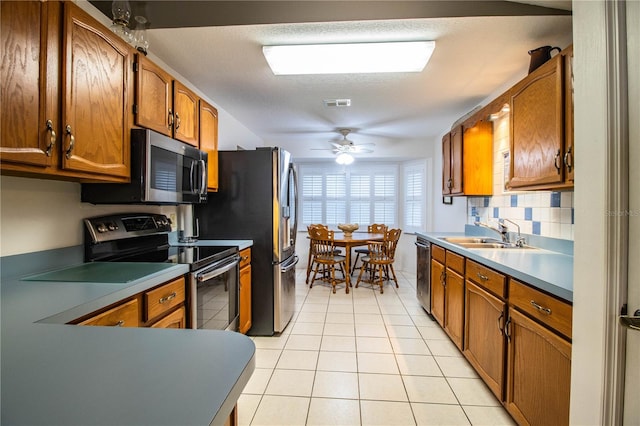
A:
[
  {"left": 466, "top": 260, "right": 506, "bottom": 298},
  {"left": 432, "top": 244, "right": 446, "bottom": 263},
  {"left": 79, "top": 298, "right": 139, "bottom": 327},
  {"left": 239, "top": 247, "right": 251, "bottom": 270},
  {"left": 446, "top": 250, "right": 465, "bottom": 275},
  {"left": 144, "top": 277, "right": 186, "bottom": 322},
  {"left": 509, "top": 279, "right": 572, "bottom": 339},
  {"left": 150, "top": 306, "right": 186, "bottom": 329}
]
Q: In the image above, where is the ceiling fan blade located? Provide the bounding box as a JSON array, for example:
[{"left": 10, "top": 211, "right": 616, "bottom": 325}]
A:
[
  {"left": 353, "top": 148, "right": 374, "bottom": 154},
  {"left": 354, "top": 142, "right": 375, "bottom": 147}
]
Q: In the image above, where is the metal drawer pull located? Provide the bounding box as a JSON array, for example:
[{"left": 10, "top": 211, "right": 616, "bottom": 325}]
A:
[
  {"left": 242, "top": 256, "right": 249, "bottom": 261},
  {"left": 530, "top": 300, "right": 552, "bottom": 315},
  {"left": 159, "top": 292, "right": 177, "bottom": 304},
  {"left": 113, "top": 320, "right": 125, "bottom": 327},
  {"left": 476, "top": 272, "right": 489, "bottom": 281}
]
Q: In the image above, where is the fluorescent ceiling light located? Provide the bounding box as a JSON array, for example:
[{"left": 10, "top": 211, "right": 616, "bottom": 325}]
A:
[{"left": 263, "top": 41, "right": 435, "bottom": 75}]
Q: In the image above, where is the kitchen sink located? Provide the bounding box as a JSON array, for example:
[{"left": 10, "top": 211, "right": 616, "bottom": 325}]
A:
[{"left": 439, "top": 237, "right": 538, "bottom": 250}]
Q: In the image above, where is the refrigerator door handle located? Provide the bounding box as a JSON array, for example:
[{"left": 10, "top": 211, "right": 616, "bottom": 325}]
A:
[
  {"left": 290, "top": 165, "right": 299, "bottom": 247},
  {"left": 280, "top": 255, "right": 299, "bottom": 272}
]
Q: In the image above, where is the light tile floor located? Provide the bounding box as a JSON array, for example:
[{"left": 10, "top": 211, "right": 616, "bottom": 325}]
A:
[{"left": 239, "top": 269, "right": 516, "bottom": 426}]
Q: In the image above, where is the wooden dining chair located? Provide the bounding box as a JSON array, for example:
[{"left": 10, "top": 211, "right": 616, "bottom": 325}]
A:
[
  {"left": 355, "top": 228, "right": 402, "bottom": 294},
  {"left": 351, "top": 223, "right": 388, "bottom": 275},
  {"left": 308, "top": 226, "right": 350, "bottom": 293},
  {"left": 306, "top": 224, "right": 343, "bottom": 285}
]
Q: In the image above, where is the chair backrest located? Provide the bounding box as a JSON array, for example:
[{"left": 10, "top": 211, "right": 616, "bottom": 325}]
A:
[
  {"left": 368, "top": 223, "right": 387, "bottom": 234},
  {"left": 368, "top": 228, "right": 402, "bottom": 262},
  {"left": 308, "top": 226, "right": 336, "bottom": 256}
]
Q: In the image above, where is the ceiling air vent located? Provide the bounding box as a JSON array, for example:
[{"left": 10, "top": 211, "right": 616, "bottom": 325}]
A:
[{"left": 323, "top": 99, "right": 351, "bottom": 108}]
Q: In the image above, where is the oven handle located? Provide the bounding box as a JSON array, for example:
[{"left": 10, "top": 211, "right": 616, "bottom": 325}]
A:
[{"left": 196, "top": 255, "right": 240, "bottom": 282}]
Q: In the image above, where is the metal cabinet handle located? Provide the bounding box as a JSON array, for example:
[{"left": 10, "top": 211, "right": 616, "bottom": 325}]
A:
[
  {"left": 113, "top": 320, "right": 125, "bottom": 327},
  {"left": 564, "top": 146, "right": 573, "bottom": 172},
  {"left": 505, "top": 317, "right": 512, "bottom": 341},
  {"left": 440, "top": 270, "right": 446, "bottom": 286},
  {"left": 477, "top": 272, "right": 489, "bottom": 281},
  {"left": 45, "top": 119, "right": 56, "bottom": 156},
  {"left": 175, "top": 113, "right": 181, "bottom": 130},
  {"left": 530, "top": 300, "right": 552, "bottom": 315},
  {"left": 168, "top": 109, "right": 174, "bottom": 129},
  {"left": 447, "top": 178, "right": 453, "bottom": 190},
  {"left": 554, "top": 149, "right": 562, "bottom": 173},
  {"left": 65, "top": 125, "right": 74, "bottom": 159},
  {"left": 159, "top": 292, "right": 177, "bottom": 304},
  {"left": 242, "top": 256, "right": 249, "bottom": 261}
]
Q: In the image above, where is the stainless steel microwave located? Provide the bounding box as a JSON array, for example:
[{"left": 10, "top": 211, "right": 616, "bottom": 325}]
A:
[{"left": 82, "top": 129, "right": 208, "bottom": 204}]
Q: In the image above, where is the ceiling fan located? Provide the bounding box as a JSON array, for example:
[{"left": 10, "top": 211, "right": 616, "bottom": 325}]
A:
[{"left": 313, "top": 129, "right": 375, "bottom": 155}]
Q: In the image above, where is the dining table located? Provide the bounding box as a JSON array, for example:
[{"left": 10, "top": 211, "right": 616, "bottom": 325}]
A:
[{"left": 332, "top": 231, "right": 386, "bottom": 278}]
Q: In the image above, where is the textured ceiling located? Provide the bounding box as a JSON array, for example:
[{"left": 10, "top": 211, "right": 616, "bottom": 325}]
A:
[{"left": 90, "top": 1, "right": 572, "bottom": 160}]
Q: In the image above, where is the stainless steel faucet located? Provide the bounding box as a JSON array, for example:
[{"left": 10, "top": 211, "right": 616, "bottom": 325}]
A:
[
  {"left": 502, "top": 218, "right": 526, "bottom": 247},
  {"left": 474, "top": 220, "right": 509, "bottom": 243}
]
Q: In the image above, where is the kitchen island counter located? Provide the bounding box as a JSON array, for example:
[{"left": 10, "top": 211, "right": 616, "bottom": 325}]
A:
[{"left": 1, "top": 246, "right": 255, "bottom": 425}]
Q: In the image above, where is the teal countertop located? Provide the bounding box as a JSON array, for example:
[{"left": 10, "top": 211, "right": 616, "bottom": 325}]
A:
[
  {"left": 416, "top": 231, "right": 573, "bottom": 302},
  {"left": 1, "top": 246, "right": 255, "bottom": 425}
]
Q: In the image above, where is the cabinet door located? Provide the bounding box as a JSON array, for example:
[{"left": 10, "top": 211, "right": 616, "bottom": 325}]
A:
[
  {"left": 563, "top": 46, "right": 574, "bottom": 184},
  {"left": 442, "top": 132, "right": 452, "bottom": 194},
  {"left": 61, "top": 3, "right": 130, "bottom": 179},
  {"left": 464, "top": 281, "right": 506, "bottom": 400},
  {"left": 150, "top": 306, "right": 186, "bottom": 329},
  {"left": 449, "top": 126, "right": 463, "bottom": 194},
  {"left": 135, "top": 54, "right": 173, "bottom": 137},
  {"left": 173, "top": 80, "right": 199, "bottom": 146},
  {"left": 200, "top": 99, "right": 219, "bottom": 191},
  {"left": 505, "top": 308, "right": 571, "bottom": 426},
  {"left": 1, "top": 1, "right": 58, "bottom": 168},
  {"left": 430, "top": 259, "right": 446, "bottom": 327},
  {"left": 509, "top": 55, "right": 564, "bottom": 188},
  {"left": 444, "top": 267, "right": 464, "bottom": 350},
  {"left": 239, "top": 264, "right": 252, "bottom": 334}
]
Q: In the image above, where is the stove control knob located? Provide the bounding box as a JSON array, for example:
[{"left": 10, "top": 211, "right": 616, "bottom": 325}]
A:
[
  {"left": 96, "top": 223, "right": 108, "bottom": 233},
  {"left": 107, "top": 223, "right": 117, "bottom": 231}
]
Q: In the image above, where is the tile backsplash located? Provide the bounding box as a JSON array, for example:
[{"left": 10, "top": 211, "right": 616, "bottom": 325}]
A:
[
  {"left": 465, "top": 112, "right": 574, "bottom": 241},
  {"left": 467, "top": 192, "right": 574, "bottom": 240}
]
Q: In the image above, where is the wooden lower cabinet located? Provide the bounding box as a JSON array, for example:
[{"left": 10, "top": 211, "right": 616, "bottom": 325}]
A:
[
  {"left": 444, "top": 267, "right": 464, "bottom": 350},
  {"left": 150, "top": 306, "right": 186, "bottom": 329},
  {"left": 239, "top": 248, "right": 252, "bottom": 334},
  {"left": 463, "top": 281, "right": 506, "bottom": 400},
  {"left": 430, "top": 257, "right": 445, "bottom": 326},
  {"left": 71, "top": 275, "right": 187, "bottom": 329},
  {"left": 505, "top": 308, "right": 571, "bottom": 426}
]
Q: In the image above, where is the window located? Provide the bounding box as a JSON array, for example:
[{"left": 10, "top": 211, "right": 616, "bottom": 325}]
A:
[
  {"left": 299, "top": 163, "right": 398, "bottom": 228},
  {"left": 403, "top": 161, "right": 427, "bottom": 233}
]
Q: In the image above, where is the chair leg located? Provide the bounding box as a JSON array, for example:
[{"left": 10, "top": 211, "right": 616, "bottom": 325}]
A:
[
  {"left": 306, "top": 251, "right": 313, "bottom": 284},
  {"left": 355, "top": 261, "right": 366, "bottom": 288},
  {"left": 351, "top": 252, "right": 361, "bottom": 276},
  {"left": 331, "top": 264, "right": 337, "bottom": 294},
  {"left": 377, "top": 264, "right": 384, "bottom": 294},
  {"left": 389, "top": 264, "right": 399, "bottom": 288},
  {"left": 343, "top": 261, "right": 350, "bottom": 294},
  {"left": 310, "top": 263, "right": 321, "bottom": 288}
]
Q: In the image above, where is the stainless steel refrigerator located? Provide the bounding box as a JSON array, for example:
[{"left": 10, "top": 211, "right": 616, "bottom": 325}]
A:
[{"left": 194, "top": 147, "right": 298, "bottom": 335}]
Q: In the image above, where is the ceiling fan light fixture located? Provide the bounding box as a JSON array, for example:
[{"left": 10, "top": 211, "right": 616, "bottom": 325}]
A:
[
  {"left": 336, "top": 153, "right": 354, "bottom": 165},
  {"left": 263, "top": 41, "right": 435, "bottom": 75}
]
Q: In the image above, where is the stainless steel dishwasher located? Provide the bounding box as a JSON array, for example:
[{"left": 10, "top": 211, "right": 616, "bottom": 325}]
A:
[{"left": 415, "top": 236, "right": 431, "bottom": 314}]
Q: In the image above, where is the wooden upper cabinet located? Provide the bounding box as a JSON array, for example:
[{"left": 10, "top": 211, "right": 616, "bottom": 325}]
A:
[
  {"left": 173, "top": 80, "right": 199, "bottom": 146},
  {"left": 134, "top": 55, "right": 200, "bottom": 147},
  {"left": 442, "top": 120, "right": 493, "bottom": 196},
  {"left": 1, "top": 1, "right": 59, "bottom": 168},
  {"left": 563, "top": 45, "right": 574, "bottom": 184},
  {"left": 509, "top": 53, "right": 564, "bottom": 189},
  {"left": 61, "top": 2, "right": 131, "bottom": 179},
  {"left": 199, "top": 99, "right": 219, "bottom": 191},
  {"left": 135, "top": 54, "right": 173, "bottom": 137}
]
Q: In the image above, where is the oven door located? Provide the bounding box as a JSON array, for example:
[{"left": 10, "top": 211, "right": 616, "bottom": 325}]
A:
[{"left": 190, "top": 254, "right": 240, "bottom": 331}]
